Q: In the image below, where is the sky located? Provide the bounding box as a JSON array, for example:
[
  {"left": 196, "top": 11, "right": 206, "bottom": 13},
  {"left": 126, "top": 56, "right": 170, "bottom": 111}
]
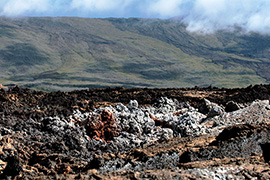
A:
[{"left": 1, "top": 0, "right": 270, "bottom": 34}]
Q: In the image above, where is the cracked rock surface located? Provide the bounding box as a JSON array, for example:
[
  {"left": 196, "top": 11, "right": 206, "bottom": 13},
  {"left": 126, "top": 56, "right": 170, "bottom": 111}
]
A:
[{"left": 0, "top": 85, "right": 270, "bottom": 179}]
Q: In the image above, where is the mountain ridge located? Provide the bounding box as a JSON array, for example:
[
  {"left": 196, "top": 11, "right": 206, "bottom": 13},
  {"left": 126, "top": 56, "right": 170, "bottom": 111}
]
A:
[{"left": 0, "top": 17, "right": 269, "bottom": 91}]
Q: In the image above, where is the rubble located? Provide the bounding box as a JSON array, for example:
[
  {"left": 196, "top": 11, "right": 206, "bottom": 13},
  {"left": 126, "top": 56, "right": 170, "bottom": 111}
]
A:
[{"left": 0, "top": 85, "right": 270, "bottom": 179}]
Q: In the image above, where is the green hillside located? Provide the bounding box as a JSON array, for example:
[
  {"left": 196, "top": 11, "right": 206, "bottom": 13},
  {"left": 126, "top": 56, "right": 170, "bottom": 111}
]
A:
[{"left": 0, "top": 17, "right": 269, "bottom": 91}]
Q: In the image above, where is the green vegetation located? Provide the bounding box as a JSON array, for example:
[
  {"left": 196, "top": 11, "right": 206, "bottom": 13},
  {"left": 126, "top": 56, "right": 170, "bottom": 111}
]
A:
[{"left": 0, "top": 17, "right": 268, "bottom": 91}]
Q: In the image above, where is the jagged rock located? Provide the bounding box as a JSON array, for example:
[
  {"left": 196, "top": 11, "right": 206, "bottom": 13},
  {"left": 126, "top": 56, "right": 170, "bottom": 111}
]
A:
[
  {"left": 84, "top": 110, "right": 120, "bottom": 141},
  {"left": 115, "top": 103, "right": 129, "bottom": 112},
  {"left": 225, "top": 101, "right": 241, "bottom": 112},
  {"left": 144, "top": 152, "right": 179, "bottom": 170},
  {"left": 200, "top": 98, "right": 224, "bottom": 118},
  {"left": 154, "top": 97, "right": 177, "bottom": 114},
  {"left": 127, "top": 100, "right": 139, "bottom": 111},
  {"left": 164, "top": 110, "right": 207, "bottom": 137},
  {"left": 180, "top": 124, "right": 270, "bottom": 163},
  {"left": 1, "top": 85, "right": 270, "bottom": 179},
  {"left": 212, "top": 100, "right": 270, "bottom": 127}
]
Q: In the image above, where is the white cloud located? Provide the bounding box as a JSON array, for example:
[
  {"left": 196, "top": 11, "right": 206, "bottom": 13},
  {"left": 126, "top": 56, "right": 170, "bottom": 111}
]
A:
[
  {"left": 147, "top": 0, "right": 183, "bottom": 17},
  {"left": 143, "top": 0, "right": 270, "bottom": 33},
  {"left": 171, "top": 0, "right": 270, "bottom": 34},
  {"left": 1, "top": 0, "right": 270, "bottom": 33},
  {"left": 247, "top": 13, "right": 270, "bottom": 34},
  {"left": 70, "top": 0, "right": 135, "bottom": 13},
  {"left": 71, "top": 0, "right": 118, "bottom": 11},
  {"left": 0, "top": 0, "right": 50, "bottom": 16}
]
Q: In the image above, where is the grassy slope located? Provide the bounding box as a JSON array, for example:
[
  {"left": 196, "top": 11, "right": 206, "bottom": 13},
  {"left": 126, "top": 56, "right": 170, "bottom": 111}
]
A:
[{"left": 0, "top": 17, "right": 268, "bottom": 91}]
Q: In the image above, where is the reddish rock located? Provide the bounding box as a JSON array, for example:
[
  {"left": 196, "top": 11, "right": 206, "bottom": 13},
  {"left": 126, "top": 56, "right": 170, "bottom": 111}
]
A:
[{"left": 85, "top": 110, "right": 120, "bottom": 142}]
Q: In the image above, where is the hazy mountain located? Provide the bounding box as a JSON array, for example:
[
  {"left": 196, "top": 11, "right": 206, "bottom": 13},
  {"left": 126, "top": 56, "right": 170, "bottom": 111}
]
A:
[{"left": 0, "top": 17, "right": 269, "bottom": 91}]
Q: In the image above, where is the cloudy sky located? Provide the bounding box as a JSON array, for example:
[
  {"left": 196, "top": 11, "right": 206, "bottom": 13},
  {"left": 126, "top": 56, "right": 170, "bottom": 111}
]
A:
[{"left": 1, "top": 0, "right": 270, "bottom": 33}]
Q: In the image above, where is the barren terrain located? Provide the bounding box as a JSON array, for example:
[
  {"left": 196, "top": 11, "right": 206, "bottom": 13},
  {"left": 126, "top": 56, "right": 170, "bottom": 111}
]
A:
[{"left": 0, "top": 84, "right": 270, "bottom": 179}]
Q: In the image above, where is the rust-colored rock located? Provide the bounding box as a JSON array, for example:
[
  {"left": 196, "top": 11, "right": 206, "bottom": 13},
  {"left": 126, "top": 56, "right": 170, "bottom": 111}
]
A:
[{"left": 85, "top": 110, "right": 120, "bottom": 142}]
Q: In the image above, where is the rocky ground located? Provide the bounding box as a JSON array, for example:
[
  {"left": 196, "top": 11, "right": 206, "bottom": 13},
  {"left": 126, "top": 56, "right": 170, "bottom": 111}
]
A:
[{"left": 0, "top": 84, "right": 270, "bottom": 179}]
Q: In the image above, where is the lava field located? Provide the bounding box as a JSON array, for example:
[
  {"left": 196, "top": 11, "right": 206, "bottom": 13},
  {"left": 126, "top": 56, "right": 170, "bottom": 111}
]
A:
[{"left": 0, "top": 84, "right": 270, "bottom": 179}]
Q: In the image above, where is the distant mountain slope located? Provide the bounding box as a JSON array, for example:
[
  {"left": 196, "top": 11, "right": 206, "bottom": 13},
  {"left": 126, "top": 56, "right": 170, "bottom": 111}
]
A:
[{"left": 0, "top": 17, "right": 269, "bottom": 91}]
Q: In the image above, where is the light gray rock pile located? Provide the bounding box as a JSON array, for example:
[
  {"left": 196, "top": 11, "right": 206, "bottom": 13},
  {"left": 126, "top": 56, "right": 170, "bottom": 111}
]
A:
[
  {"left": 209, "top": 100, "right": 270, "bottom": 128},
  {"left": 69, "top": 97, "right": 210, "bottom": 152},
  {"left": 68, "top": 97, "right": 270, "bottom": 153}
]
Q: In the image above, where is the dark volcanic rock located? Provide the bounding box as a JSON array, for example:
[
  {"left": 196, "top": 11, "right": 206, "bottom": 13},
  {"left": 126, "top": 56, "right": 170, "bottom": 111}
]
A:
[
  {"left": 0, "top": 153, "right": 22, "bottom": 179},
  {"left": 225, "top": 101, "right": 241, "bottom": 112},
  {"left": 0, "top": 84, "right": 270, "bottom": 179},
  {"left": 179, "top": 123, "right": 270, "bottom": 163},
  {"left": 260, "top": 143, "right": 270, "bottom": 163},
  {"left": 0, "top": 84, "right": 270, "bottom": 121}
]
